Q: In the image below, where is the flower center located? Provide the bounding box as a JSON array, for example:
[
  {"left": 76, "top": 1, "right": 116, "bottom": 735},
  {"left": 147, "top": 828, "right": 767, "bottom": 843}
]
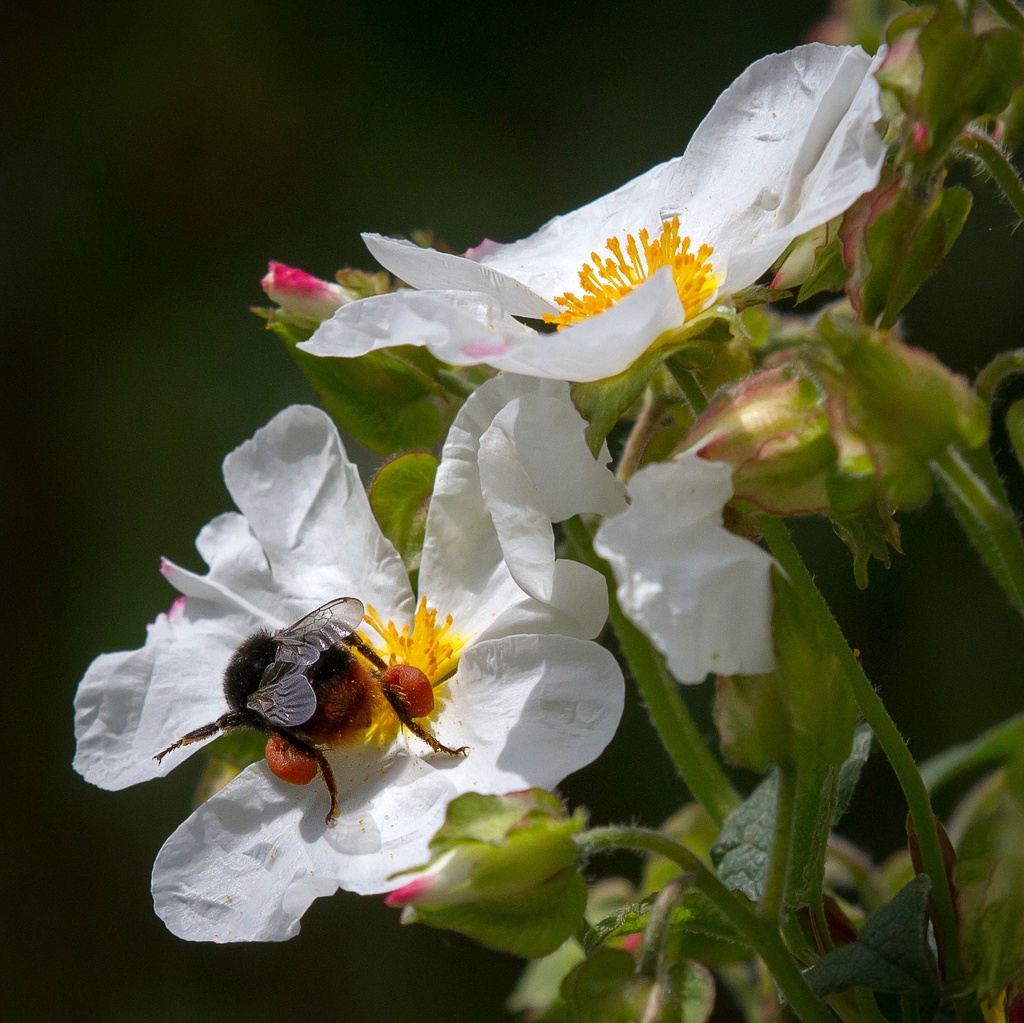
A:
[
  {"left": 542, "top": 217, "right": 718, "bottom": 329},
  {"left": 363, "top": 597, "right": 463, "bottom": 685},
  {"left": 352, "top": 597, "right": 464, "bottom": 746}
]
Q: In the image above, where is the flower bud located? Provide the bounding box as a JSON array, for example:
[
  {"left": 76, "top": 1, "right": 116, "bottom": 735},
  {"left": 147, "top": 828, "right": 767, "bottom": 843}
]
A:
[
  {"left": 386, "top": 789, "right": 587, "bottom": 958},
  {"left": 261, "top": 262, "right": 353, "bottom": 322},
  {"left": 771, "top": 219, "right": 838, "bottom": 291}
]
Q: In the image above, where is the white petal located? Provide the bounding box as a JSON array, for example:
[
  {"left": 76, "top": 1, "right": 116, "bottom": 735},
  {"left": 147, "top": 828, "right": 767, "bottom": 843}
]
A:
[
  {"left": 362, "top": 234, "right": 558, "bottom": 318},
  {"left": 437, "top": 268, "right": 690, "bottom": 383},
  {"left": 479, "top": 394, "right": 625, "bottom": 601},
  {"left": 435, "top": 634, "right": 625, "bottom": 791},
  {"left": 151, "top": 752, "right": 461, "bottom": 941},
  {"left": 222, "top": 404, "right": 413, "bottom": 625},
  {"left": 73, "top": 596, "right": 254, "bottom": 789},
  {"left": 594, "top": 452, "right": 777, "bottom": 684},
  {"left": 298, "top": 288, "right": 537, "bottom": 360},
  {"left": 661, "top": 43, "right": 884, "bottom": 291},
  {"left": 419, "top": 375, "right": 608, "bottom": 639}
]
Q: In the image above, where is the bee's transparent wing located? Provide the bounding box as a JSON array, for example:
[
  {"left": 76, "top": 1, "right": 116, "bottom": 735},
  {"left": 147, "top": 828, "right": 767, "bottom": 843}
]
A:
[
  {"left": 274, "top": 596, "right": 365, "bottom": 665},
  {"left": 248, "top": 661, "right": 317, "bottom": 727}
]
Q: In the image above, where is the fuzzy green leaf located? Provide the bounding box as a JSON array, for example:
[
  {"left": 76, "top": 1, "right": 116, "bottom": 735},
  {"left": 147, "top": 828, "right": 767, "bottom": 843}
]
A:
[
  {"left": 710, "top": 771, "right": 778, "bottom": 902},
  {"left": 369, "top": 451, "right": 438, "bottom": 574}
]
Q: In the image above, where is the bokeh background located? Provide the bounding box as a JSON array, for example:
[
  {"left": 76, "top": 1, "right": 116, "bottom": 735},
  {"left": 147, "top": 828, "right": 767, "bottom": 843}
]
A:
[{"left": 6, "top": 2, "right": 1024, "bottom": 1021}]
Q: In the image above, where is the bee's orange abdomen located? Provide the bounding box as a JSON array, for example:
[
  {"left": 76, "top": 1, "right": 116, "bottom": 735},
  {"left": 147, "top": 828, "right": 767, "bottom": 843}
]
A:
[
  {"left": 265, "top": 734, "right": 318, "bottom": 785},
  {"left": 381, "top": 664, "right": 434, "bottom": 718},
  {"left": 303, "top": 664, "right": 374, "bottom": 743}
]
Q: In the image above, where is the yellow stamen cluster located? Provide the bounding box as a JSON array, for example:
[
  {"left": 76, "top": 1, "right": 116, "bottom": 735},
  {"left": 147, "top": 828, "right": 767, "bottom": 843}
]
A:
[
  {"left": 543, "top": 217, "right": 718, "bottom": 329},
  {"left": 363, "top": 597, "right": 463, "bottom": 687}
]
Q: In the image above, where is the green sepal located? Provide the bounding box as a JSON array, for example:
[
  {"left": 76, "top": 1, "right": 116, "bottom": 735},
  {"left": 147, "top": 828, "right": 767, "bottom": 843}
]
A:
[
  {"left": 829, "top": 503, "right": 902, "bottom": 589},
  {"left": 803, "top": 875, "right": 941, "bottom": 1002},
  {"left": 369, "top": 451, "right": 438, "bottom": 575},
  {"left": 845, "top": 178, "right": 971, "bottom": 329},
  {"left": 394, "top": 790, "right": 588, "bottom": 959},
  {"left": 259, "top": 308, "right": 448, "bottom": 456},
  {"left": 571, "top": 307, "right": 738, "bottom": 455},
  {"left": 406, "top": 868, "right": 588, "bottom": 959},
  {"left": 917, "top": 3, "right": 1024, "bottom": 164},
  {"left": 561, "top": 949, "right": 715, "bottom": 1023},
  {"left": 796, "top": 232, "right": 847, "bottom": 304}
]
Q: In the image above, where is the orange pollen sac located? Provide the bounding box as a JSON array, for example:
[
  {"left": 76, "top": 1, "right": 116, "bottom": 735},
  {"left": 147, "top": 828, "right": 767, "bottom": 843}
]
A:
[
  {"left": 265, "top": 734, "right": 319, "bottom": 786},
  {"left": 381, "top": 664, "right": 435, "bottom": 718},
  {"left": 542, "top": 216, "right": 717, "bottom": 329}
]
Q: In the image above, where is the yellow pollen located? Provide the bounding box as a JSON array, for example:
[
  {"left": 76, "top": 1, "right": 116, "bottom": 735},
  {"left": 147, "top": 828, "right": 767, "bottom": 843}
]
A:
[
  {"left": 362, "top": 597, "right": 463, "bottom": 687},
  {"left": 542, "top": 217, "right": 718, "bottom": 329}
]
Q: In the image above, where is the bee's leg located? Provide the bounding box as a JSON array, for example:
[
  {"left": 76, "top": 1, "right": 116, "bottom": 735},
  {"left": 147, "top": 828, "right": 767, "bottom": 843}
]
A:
[
  {"left": 342, "top": 633, "right": 389, "bottom": 673},
  {"left": 281, "top": 732, "right": 340, "bottom": 826},
  {"left": 153, "top": 712, "right": 252, "bottom": 763},
  {"left": 381, "top": 684, "right": 469, "bottom": 758}
]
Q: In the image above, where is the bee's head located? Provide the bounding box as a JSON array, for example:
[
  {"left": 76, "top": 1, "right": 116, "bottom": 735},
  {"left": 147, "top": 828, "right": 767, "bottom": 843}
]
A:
[{"left": 222, "top": 629, "right": 277, "bottom": 710}]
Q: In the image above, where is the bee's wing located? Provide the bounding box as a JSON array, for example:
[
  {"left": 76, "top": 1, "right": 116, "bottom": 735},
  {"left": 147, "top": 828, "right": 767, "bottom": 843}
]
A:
[
  {"left": 274, "top": 596, "right": 365, "bottom": 664},
  {"left": 247, "top": 661, "right": 317, "bottom": 727}
]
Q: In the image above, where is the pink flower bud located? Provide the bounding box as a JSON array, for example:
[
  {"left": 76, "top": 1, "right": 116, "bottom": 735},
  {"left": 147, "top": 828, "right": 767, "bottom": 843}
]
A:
[{"left": 261, "top": 262, "right": 350, "bottom": 322}]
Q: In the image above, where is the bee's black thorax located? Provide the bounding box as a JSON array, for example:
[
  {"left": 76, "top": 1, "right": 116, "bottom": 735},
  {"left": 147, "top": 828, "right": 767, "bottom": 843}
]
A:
[
  {"left": 223, "top": 630, "right": 277, "bottom": 711},
  {"left": 307, "top": 644, "right": 357, "bottom": 698}
]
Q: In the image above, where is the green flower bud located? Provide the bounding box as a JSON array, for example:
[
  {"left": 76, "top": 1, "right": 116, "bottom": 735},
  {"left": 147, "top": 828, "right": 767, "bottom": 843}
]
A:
[{"left": 386, "top": 789, "right": 588, "bottom": 958}]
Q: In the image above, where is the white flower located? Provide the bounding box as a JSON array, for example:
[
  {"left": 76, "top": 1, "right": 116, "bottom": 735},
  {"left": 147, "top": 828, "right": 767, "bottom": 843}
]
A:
[
  {"left": 594, "top": 451, "right": 777, "bottom": 685},
  {"left": 73, "top": 375, "right": 625, "bottom": 942},
  {"left": 300, "top": 43, "right": 884, "bottom": 383}
]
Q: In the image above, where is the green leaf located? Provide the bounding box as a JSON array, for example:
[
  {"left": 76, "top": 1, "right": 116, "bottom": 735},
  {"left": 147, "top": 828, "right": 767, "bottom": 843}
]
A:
[
  {"left": 803, "top": 875, "right": 941, "bottom": 999},
  {"left": 920, "top": 713, "right": 1024, "bottom": 793},
  {"left": 369, "top": 451, "right": 438, "bottom": 573},
  {"left": 710, "top": 771, "right": 778, "bottom": 902},
  {"left": 263, "top": 311, "right": 447, "bottom": 456},
  {"left": 713, "top": 673, "right": 793, "bottom": 774}
]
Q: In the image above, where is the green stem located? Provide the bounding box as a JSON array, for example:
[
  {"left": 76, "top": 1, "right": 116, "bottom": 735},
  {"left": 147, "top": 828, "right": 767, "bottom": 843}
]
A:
[
  {"left": 931, "top": 444, "right": 1024, "bottom": 618},
  {"left": 759, "top": 767, "right": 797, "bottom": 921},
  {"left": 759, "top": 517, "right": 965, "bottom": 997},
  {"left": 578, "top": 826, "right": 834, "bottom": 1023},
  {"left": 564, "top": 517, "right": 740, "bottom": 825},
  {"left": 958, "top": 128, "right": 1024, "bottom": 222},
  {"left": 666, "top": 356, "right": 709, "bottom": 415},
  {"left": 635, "top": 878, "right": 684, "bottom": 980},
  {"left": 983, "top": 0, "right": 1024, "bottom": 33},
  {"left": 617, "top": 389, "right": 664, "bottom": 484}
]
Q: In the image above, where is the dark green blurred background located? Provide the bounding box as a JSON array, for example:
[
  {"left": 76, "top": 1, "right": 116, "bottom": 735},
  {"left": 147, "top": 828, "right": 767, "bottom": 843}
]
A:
[{"left": 5, "top": 3, "right": 1024, "bottom": 1021}]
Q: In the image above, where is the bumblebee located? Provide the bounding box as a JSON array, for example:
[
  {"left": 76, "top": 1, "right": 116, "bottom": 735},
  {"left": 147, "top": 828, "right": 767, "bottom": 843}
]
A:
[{"left": 155, "top": 597, "right": 466, "bottom": 824}]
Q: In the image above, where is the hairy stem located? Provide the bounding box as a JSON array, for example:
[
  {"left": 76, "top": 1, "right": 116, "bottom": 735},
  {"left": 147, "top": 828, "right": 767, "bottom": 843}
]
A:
[{"left": 958, "top": 128, "right": 1024, "bottom": 222}]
